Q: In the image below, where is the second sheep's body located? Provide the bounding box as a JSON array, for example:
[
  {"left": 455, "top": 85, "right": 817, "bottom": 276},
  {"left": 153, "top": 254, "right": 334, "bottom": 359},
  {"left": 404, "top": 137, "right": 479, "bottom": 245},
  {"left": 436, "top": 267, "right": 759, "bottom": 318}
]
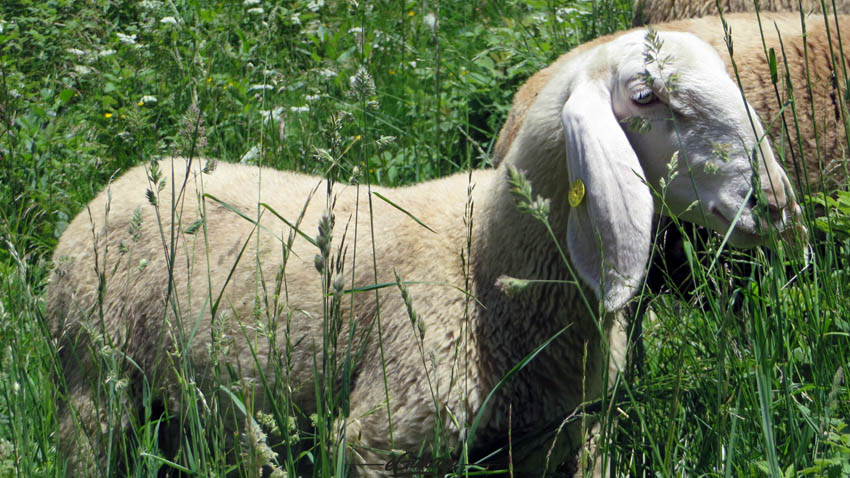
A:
[
  {"left": 48, "top": 30, "right": 799, "bottom": 477},
  {"left": 633, "top": 0, "right": 850, "bottom": 25}
]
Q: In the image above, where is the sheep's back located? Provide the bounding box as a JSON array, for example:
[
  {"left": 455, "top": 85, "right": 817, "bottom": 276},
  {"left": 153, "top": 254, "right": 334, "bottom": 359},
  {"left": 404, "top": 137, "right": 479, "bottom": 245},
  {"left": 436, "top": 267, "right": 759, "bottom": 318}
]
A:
[
  {"left": 47, "top": 158, "right": 498, "bottom": 417},
  {"left": 633, "top": 0, "right": 836, "bottom": 25}
]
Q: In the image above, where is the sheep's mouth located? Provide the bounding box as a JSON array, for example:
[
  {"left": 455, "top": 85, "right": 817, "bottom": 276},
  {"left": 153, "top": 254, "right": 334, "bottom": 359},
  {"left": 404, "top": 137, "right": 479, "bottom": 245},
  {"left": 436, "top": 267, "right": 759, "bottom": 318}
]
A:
[
  {"left": 709, "top": 207, "right": 763, "bottom": 247},
  {"left": 711, "top": 204, "right": 806, "bottom": 248}
]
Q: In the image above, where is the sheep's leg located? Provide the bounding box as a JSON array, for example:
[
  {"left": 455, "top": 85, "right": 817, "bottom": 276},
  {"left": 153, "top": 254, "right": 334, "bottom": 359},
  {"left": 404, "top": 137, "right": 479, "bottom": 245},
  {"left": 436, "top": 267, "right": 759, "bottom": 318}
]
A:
[
  {"left": 58, "top": 383, "right": 103, "bottom": 477},
  {"left": 56, "top": 323, "right": 143, "bottom": 477},
  {"left": 341, "top": 415, "right": 396, "bottom": 477},
  {"left": 343, "top": 388, "right": 454, "bottom": 477},
  {"left": 59, "top": 379, "right": 140, "bottom": 477},
  {"left": 575, "top": 312, "right": 629, "bottom": 478}
]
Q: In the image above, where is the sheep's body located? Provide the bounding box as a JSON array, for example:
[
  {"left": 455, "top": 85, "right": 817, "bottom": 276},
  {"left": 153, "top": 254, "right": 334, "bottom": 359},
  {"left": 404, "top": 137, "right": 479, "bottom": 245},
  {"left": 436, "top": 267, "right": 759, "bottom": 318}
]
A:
[
  {"left": 49, "top": 158, "right": 610, "bottom": 474},
  {"left": 494, "top": 13, "right": 850, "bottom": 192},
  {"left": 632, "top": 0, "right": 850, "bottom": 25},
  {"left": 49, "top": 29, "right": 798, "bottom": 477}
]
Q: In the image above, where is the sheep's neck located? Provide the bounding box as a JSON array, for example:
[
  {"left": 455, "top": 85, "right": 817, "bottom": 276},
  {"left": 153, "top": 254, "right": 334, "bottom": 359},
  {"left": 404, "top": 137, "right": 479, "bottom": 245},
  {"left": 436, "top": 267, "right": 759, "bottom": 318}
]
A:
[{"left": 469, "top": 168, "right": 606, "bottom": 435}]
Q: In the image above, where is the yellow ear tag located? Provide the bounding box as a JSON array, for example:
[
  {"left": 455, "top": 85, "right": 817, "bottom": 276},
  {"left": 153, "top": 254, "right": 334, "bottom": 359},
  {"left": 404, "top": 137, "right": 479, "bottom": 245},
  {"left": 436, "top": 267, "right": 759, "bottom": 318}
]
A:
[{"left": 569, "top": 179, "right": 586, "bottom": 207}]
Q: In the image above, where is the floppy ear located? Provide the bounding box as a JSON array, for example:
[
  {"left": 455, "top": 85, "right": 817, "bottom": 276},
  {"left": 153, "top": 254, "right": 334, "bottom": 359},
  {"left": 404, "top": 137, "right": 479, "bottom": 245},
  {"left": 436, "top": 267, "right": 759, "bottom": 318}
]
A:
[{"left": 562, "top": 78, "right": 655, "bottom": 311}]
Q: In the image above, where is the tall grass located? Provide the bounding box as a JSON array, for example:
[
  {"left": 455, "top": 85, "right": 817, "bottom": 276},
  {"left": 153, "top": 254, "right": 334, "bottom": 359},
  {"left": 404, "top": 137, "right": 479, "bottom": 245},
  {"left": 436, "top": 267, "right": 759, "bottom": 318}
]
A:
[{"left": 1, "top": 0, "right": 848, "bottom": 477}]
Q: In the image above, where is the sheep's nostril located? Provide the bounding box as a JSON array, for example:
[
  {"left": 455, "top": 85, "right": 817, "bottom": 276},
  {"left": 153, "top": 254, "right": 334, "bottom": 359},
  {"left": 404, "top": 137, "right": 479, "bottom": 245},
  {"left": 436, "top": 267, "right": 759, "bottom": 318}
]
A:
[
  {"left": 766, "top": 201, "right": 785, "bottom": 223},
  {"left": 747, "top": 195, "right": 758, "bottom": 210},
  {"left": 750, "top": 186, "right": 788, "bottom": 225},
  {"left": 761, "top": 190, "right": 788, "bottom": 224}
]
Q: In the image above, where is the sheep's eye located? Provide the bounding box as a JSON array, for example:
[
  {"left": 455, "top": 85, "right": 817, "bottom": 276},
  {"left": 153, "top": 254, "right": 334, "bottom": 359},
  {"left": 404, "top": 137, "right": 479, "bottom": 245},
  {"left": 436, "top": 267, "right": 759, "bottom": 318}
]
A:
[{"left": 632, "top": 90, "right": 656, "bottom": 105}]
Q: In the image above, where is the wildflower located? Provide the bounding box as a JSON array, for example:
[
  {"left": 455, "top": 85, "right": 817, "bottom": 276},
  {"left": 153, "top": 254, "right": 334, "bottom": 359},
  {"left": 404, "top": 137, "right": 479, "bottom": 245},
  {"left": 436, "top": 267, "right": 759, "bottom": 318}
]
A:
[
  {"left": 555, "top": 7, "right": 577, "bottom": 22},
  {"left": 306, "top": 0, "right": 324, "bottom": 12},
  {"left": 98, "top": 49, "right": 116, "bottom": 58},
  {"left": 318, "top": 68, "right": 337, "bottom": 79},
  {"left": 423, "top": 12, "right": 437, "bottom": 31},
  {"left": 305, "top": 94, "right": 320, "bottom": 102},
  {"left": 104, "top": 112, "right": 113, "bottom": 118},
  {"left": 260, "top": 106, "right": 284, "bottom": 124},
  {"left": 160, "top": 16, "right": 178, "bottom": 25},
  {"left": 289, "top": 105, "right": 309, "bottom": 113},
  {"left": 116, "top": 32, "right": 137, "bottom": 45},
  {"left": 67, "top": 48, "right": 86, "bottom": 57},
  {"left": 349, "top": 26, "right": 364, "bottom": 50},
  {"left": 138, "top": 95, "right": 157, "bottom": 106},
  {"left": 408, "top": 10, "right": 415, "bottom": 16},
  {"left": 241, "top": 145, "right": 260, "bottom": 164},
  {"left": 247, "top": 7, "right": 264, "bottom": 14},
  {"left": 140, "top": 0, "right": 163, "bottom": 9},
  {"left": 249, "top": 84, "right": 273, "bottom": 92},
  {"left": 244, "top": 0, "right": 261, "bottom": 5}
]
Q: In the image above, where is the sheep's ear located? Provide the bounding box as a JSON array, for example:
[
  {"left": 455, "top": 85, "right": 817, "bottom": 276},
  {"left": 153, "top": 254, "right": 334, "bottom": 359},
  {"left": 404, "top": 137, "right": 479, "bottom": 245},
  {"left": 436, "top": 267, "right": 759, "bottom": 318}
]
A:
[{"left": 562, "top": 79, "right": 654, "bottom": 311}]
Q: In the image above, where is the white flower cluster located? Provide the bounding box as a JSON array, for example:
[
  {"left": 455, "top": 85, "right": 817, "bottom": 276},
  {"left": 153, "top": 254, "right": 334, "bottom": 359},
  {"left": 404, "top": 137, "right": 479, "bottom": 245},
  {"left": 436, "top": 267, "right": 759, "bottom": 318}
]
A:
[{"left": 116, "top": 32, "right": 137, "bottom": 45}]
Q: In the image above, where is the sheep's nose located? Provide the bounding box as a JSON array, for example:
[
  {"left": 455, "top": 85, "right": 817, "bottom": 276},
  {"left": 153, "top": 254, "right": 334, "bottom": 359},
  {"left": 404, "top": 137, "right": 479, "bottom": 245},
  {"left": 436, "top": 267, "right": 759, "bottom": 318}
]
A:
[
  {"left": 749, "top": 183, "right": 788, "bottom": 224},
  {"left": 765, "top": 186, "right": 787, "bottom": 219},
  {"left": 762, "top": 185, "right": 788, "bottom": 223}
]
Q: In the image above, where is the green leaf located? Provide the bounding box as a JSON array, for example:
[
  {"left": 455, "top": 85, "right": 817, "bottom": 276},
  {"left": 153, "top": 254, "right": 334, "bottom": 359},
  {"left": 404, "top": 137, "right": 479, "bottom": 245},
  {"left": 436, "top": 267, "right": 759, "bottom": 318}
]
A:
[
  {"left": 768, "top": 48, "right": 778, "bottom": 85},
  {"left": 58, "top": 88, "right": 75, "bottom": 104},
  {"left": 372, "top": 191, "right": 437, "bottom": 233}
]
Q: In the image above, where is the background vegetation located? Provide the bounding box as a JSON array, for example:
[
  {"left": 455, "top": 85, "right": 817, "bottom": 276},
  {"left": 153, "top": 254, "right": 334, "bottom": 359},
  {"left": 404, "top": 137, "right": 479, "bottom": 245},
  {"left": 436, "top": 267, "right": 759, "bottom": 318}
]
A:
[{"left": 0, "top": 0, "right": 847, "bottom": 477}]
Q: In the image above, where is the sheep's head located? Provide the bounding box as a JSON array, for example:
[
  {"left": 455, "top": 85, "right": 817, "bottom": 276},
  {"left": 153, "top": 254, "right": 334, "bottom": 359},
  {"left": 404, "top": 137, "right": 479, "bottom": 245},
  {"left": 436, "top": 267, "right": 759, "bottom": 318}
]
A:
[{"left": 549, "top": 29, "right": 800, "bottom": 310}]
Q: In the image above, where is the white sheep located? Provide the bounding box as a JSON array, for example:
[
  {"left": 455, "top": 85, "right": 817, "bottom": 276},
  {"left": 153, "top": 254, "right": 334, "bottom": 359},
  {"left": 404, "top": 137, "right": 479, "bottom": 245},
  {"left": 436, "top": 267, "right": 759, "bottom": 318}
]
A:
[
  {"left": 495, "top": 13, "right": 850, "bottom": 193},
  {"left": 633, "top": 0, "right": 850, "bottom": 25},
  {"left": 48, "top": 29, "right": 798, "bottom": 476}
]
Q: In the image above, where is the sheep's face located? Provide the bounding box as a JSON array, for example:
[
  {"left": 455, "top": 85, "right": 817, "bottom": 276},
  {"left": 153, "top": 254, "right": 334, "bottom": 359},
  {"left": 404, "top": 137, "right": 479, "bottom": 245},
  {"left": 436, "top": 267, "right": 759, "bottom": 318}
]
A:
[
  {"left": 557, "top": 29, "right": 801, "bottom": 310},
  {"left": 610, "top": 30, "right": 799, "bottom": 247}
]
